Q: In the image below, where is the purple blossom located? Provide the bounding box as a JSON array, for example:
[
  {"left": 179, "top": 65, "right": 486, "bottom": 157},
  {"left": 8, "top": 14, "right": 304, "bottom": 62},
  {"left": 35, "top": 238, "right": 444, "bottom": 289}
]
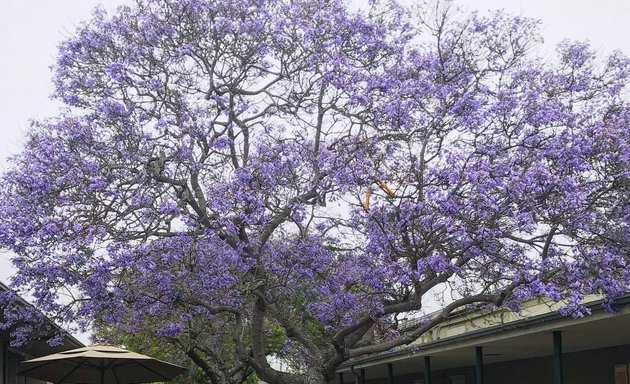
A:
[{"left": 0, "top": 1, "right": 629, "bottom": 383}]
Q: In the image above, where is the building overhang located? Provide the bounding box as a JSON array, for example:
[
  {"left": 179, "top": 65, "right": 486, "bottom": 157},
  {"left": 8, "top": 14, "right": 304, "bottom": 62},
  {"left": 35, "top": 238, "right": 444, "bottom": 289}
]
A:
[
  {"left": 339, "top": 295, "right": 630, "bottom": 379},
  {"left": 0, "top": 282, "right": 84, "bottom": 357}
]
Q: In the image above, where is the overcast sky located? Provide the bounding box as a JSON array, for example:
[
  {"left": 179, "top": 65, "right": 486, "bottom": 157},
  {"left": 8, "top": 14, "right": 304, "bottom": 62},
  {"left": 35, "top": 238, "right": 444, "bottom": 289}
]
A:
[
  {"left": 1, "top": 0, "right": 630, "bottom": 341},
  {"left": 2, "top": 0, "right": 630, "bottom": 171},
  {"left": 0, "top": 0, "right": 630, "bottom": 170}
]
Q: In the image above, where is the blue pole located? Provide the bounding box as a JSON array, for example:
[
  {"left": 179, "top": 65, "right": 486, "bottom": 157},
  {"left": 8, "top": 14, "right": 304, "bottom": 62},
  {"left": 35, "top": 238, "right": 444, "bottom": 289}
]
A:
[
  {"left": 475, "top": 347, "right": 484, "bottom": 384},
  {"left": 553, "top": 331, "right": 564, "bottom": 384},
  {"left": 424, "top": 356, "right": 432, "bottom": 384}
]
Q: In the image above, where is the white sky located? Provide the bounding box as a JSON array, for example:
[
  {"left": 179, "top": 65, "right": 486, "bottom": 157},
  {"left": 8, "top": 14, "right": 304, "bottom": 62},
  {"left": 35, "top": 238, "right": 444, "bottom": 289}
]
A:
[
  {"left": 2, "top": 0, "right": 630, "bottom": 170},
  {"left": 1, "top": 0, "right": 630, "bottom": 342}
]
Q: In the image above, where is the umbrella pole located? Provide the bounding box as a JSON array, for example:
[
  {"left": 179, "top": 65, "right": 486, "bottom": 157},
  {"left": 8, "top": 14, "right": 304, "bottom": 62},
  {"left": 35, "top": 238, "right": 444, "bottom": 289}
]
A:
[{"left": 101, "top": 364, "right": 105, "bottom": 384}]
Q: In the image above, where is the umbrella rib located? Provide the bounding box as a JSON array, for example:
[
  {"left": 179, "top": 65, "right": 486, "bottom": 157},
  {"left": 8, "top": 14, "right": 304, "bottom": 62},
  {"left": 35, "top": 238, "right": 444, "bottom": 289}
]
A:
[
  {"left": 55, "top": 359, "right": 87, "bottom": 384},
  {"left": 19, "top": 360, "right": 58, "bottom": 376},
  {"left": 133, "top": 360, "right": 174, "bottom": 381},
  {"left": 111, "top": 364, "right": 121, "bottom": 384}
]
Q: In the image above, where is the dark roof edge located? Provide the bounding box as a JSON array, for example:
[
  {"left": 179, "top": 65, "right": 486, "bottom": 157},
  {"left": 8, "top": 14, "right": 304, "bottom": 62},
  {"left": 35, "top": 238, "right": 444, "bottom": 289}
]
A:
[
  {"left": 339, "top": 294, "right": 630, "bottom": 369},
  {"left": 0, "top": 281, "right": 85, "bottom": 349}
]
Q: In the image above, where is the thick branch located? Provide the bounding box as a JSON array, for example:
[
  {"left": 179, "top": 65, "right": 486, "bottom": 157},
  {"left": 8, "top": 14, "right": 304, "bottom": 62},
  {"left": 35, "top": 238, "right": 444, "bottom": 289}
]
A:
[{"left": 347, "top": 294, "right": 503, "bottom": 358}]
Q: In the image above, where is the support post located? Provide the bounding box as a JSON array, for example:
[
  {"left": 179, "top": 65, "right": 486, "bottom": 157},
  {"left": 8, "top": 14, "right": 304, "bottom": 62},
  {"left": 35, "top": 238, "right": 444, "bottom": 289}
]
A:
[
  {"left": 338, "top": 372, "right": 344, "bottom": 384},
  {"left": 3, "top": 342, "right": 8, "bottom": 384},
  {"left": 475, "top": 346, "right": 484, "bottom": 384},
  {"left": 553, "top": 331, "right": 564, "bottom": 384},
  {"left": 360, "top": 368, "right": 365, "bottom": 384},
  {"left": 424, "top": 356, "right": 432, "bottom": 384},
  {"left": 387, "top": 363, "right": 394, "bottom": 384}
]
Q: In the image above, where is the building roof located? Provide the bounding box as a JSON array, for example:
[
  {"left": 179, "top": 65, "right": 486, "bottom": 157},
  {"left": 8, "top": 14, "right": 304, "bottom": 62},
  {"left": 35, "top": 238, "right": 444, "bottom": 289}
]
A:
[
  {"left": 0, "top": 281, "right": 84, "bottom": 357},
  {"left": 339, "top": 294, "right": 630, "bottom": 375}
]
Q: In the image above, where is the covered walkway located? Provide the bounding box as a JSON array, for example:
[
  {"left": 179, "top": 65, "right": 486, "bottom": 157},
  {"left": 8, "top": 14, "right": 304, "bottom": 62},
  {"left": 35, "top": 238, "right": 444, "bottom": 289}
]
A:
[{"left": 337, "top": 296, "right": 630, "bottom": 384}]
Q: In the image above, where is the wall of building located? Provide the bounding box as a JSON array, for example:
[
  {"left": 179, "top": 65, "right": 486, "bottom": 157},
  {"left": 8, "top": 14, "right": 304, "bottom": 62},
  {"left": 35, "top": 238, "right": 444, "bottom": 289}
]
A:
[
  {"left": 485, "top": 344, "right": 630, "bottom": 384},
  {"left": 2, "top": 342, "right": 47, "bottom": 384},
  {"left": 348, "top": 344, "right": 630, "bottom": 384},
  {"left": 5, "top": 347, "right": 22, "bottom": 384}
]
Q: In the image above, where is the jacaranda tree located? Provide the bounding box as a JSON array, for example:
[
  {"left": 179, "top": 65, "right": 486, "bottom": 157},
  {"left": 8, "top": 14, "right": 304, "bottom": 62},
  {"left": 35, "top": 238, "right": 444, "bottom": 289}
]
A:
[{"left": 1, "top": 0, "right": 629, "bottom": 383}]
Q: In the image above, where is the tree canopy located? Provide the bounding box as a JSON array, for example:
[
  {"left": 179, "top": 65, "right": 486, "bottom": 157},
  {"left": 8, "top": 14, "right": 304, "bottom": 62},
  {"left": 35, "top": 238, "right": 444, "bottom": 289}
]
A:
[{"left": 1, "top": 0, "right": 629, "bottom": 383}]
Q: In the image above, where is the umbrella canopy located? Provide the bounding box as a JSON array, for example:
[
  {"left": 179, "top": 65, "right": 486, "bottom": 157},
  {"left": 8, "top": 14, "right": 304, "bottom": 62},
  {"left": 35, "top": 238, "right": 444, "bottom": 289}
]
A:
[{"left": 19, "top": 345, "right": 186, "bottom": 384}]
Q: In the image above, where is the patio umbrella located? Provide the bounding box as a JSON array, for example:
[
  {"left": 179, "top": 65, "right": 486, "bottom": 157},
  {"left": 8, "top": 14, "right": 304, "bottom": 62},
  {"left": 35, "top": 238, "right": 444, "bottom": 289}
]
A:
[{"left": 19, "top": 345, "right": 186, "bottom": 384}]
